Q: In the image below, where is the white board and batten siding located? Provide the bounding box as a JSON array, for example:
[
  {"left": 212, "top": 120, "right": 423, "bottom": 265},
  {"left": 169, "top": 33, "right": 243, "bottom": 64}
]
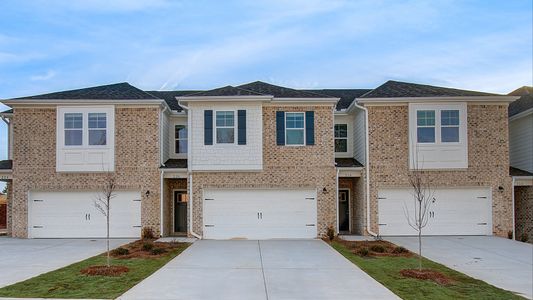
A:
[
  {"left": 509, "top": 113, "right": 533, "bottom": 173},
  {"left": 28, "top": 191, "right": 142, "bottom": 238},
  {"left": 189, "top": 102, "right": 263, "bottom": 171},
  {"left": 203, "top": 189, "right": 317, "bottom": 240},
  {"left": 378, "top": 187, "right": 492, "bottom": 236}
]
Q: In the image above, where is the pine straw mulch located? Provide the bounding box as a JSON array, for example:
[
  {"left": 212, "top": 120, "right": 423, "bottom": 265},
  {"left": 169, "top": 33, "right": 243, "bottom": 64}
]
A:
[
  {"left": 332, "top": 237, "right": 414, "bottom": 257},
  {"left": 400, "top": 268, "right": 455, "bottom": 285},
  {"left": 80, "top": 265, "right": 129, "bottom": 277},
  {"left": 110, "top": 239, "right": 184, "bottom": 259}
]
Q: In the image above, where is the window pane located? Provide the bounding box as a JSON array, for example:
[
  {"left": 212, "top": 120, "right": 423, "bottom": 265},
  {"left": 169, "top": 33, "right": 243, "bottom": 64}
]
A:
[
  {"left": 88, "top": 113, "right": 106, "bottom": 129},
  {"left": 89, "top": 129, "right": 106, "bottom": 145},
  {"left": 335, "top": 139, "right": 347, "bottom": 152},
  {"left": 417, "top": 127, "right": 435, "bottom": 143},
  {"left": 441, "top": 110, "right": 459, "bottom": 126},
  {"left": 286, "top": 113, "right": 304, "bottom": 129},
  {"left": 65, "top": 113, "right": 82, "bottom": 129},
  {"left": 216, "top": 111, "right": 234, "bottom": 127},
  {"left": 286, "top": 129, "right": 304, "bottom": 145},
  {"left": 65, "top": 130, "right": 82, "bottom": 145},
  {"left": 417, "top": 110, "right": 435, "bottom": 126},
  {"left": 175, "top": 125, "right": 187, "bottom": 139},
  {"left": 175, "top": 139, "right": 188, "bottom": 153},
  {"left": 216, "top": 128, "right": 234, "bottom": 143},
  {"left": 335, "top": 124, "right": 347, "bottom": 138},
  {"left": 442, "top": 127, "right": 459, "bottom": 142}
]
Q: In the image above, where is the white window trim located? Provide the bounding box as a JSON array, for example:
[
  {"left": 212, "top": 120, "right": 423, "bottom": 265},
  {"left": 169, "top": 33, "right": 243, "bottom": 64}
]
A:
[
  {"left": 285, "top": 112, "right": 306, "bottom": 146},
  {"left": 56, "top": 106, "right": 115, "bottom": 172},
  {"left": 415, "top": 110, "right": 436, "bottom": 144},
  {"left": 334, "top": 123, "right": 348, "bottom": 153},
  {"left": 408, "top": 103, "right": 468, "bottom": 169},
  {"left": 215, "top": 110, "right": 236, "bottom": 145}
]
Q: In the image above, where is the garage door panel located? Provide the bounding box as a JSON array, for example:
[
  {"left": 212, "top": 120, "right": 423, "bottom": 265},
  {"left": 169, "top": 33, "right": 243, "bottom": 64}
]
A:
[
  {"left": 29, "top": 191, "right": 141, "bottom": 238},
  {"left": 203, "top": 189, "right": 317, "bottom": 240},
  {"left": 378, "top": 188, "right": 491, "bottom": 236}
]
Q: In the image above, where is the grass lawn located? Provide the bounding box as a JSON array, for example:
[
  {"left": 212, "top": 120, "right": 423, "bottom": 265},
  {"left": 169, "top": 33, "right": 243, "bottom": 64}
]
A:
[
  {"left": 0, "top": 241, "right": 190, "bottom": 299},
  {"left": 330, "top": 240, "right": 524, "bottom": 300}
]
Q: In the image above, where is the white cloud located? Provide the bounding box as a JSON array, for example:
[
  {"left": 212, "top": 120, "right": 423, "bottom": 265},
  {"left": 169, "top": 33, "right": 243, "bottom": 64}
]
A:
[{"left": 30, "top": 70, "right": 57, "bottom": 81}]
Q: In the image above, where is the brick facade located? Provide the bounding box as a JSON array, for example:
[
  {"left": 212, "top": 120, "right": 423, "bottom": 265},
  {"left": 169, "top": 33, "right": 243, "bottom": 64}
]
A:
[
  {"left": 190, "top": 105, "right": 337, "bottom": 237},
  {"left": 367, "top": 104, "right": 513, "bottom": 237},
  {"left": 514, "top": 186, "right": 532, "bottom": 243},
  {"left": 9, "top": 106, "right": 162, "bottom": 238}
]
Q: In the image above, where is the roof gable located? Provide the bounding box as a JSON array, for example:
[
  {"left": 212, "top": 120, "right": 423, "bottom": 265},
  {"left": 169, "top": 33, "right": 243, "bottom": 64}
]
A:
[
  {"left": 238, "top": 81, "right": 333, "bottom": 98},
  {"left": 303, "top": 89, "right": 372, "bottom": 110},
  {"left": 10, "top": 82, "right": 159, "bottom": 100},
  {"left": 508, "top": 86, "right": 533, "bottom": 117},
  {"left": 146, "top": 90, "right": 200, "bottom": 111},
  {"left": 361, "top": 80, "right": 501, "bottom": 98}
]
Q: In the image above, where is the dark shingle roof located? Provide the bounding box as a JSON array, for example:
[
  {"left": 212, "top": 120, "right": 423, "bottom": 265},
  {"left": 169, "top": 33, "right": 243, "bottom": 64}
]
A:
[
  {"left": 1, "top": 109, "right": 13, "bottom": 114},
  {"left": 508, "top": 86, "right": 533, "bottom": 117},
  {"left": 146, "top": 90, "right": 200, "bottom": 111},
  {"left": 335, "top": 158, "right": 364, "bottom": 168},
  {"left": 11, "top": 83, "right": 159, "bottom": 100},
  {"left": 182, "top": 86, "right": 265, "bottom": 97},
  {"left": 161, "top": 159, "right": 187, "bottom": 169},
  {"left": 361, "top": 80, "right": 501, "bottom": 98},
  {"left": 303, "top": 89, "right": 372, "bottom": 110},
  {"left": 510, "top": 166, "right": 533, "bottom": 177},
  {"left": 238, "top": 81, "right": 334, "bottom": 98},
  {"left": 0, "top": 160, "right": 12, "bottom": 170}
]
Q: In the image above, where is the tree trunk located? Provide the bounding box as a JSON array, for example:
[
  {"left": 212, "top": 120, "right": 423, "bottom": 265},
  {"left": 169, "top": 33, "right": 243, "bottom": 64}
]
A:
[
  {"left": 418, "top": 228, "right": 422, "bottom": 271},
  {"left": 106, "top": 209, "right": 110, "bottom": 268}
]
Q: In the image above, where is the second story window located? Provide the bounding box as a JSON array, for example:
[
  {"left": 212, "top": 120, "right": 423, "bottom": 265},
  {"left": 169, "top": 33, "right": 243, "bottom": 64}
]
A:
[
  {"left": 175, "top": 125, "right": 188, "bottom": 153},
  {"left": 285, "top": 112, "right": 305, "bottom": 145},
  {"left": 334, "top": 124, "right": 348, "bottom": 152},
  {"left": 88, "top": 113, "right": 107, "bottom": 145},
  {"left": 416, "top": 110, "right": 436, "bottom": 143},
  {"left": 64, "top": 113, "right": 83, "bottom": 146},
  {"left": 441, "top": 110, "right": 459, "bottom": 142},
  {"left": 216, "top": 111, "right": 234, "bottom": 144}
]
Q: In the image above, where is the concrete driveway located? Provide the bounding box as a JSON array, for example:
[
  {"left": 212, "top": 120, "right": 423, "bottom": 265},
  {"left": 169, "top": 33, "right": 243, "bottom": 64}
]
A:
[
  {"left": 119, "top": 240, "right": 399, "bottom": 300},
  {"left": 0, "top": 237, "right": 131, "bottom": 287},
  {"left": 386, "top": 236, "right": 533, "bottom": 299}
]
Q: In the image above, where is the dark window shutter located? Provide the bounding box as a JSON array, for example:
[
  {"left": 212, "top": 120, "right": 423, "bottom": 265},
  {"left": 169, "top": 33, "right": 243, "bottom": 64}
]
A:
[
  {"left": 204, "top": 110, "right": 213, "bottom": 145},
  {"left": 276, "top": 111, "right": 285, "bottom": 145},
  {"left": 237, "top": 110, "right": 246, "bottom": 145},
  {"left": 305, "top": 111, "right": 314, "bottom": 145}
]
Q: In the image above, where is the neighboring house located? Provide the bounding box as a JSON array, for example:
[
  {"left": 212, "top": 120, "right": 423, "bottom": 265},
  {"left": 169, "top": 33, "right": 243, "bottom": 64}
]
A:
[
  {"left": 508, "top": 86, "right": 533, "bottom": 242},
  {"left": 0, "top": 80, "right": 518, "bottom": 239}
]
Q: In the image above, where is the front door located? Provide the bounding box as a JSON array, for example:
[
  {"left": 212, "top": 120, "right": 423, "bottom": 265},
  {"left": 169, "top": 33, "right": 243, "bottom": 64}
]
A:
[
  {"left": 339, "top": 190, "right": 350, "bottom": 232},
  {"left": 173, "top": 191, "right": 188, "bottom": 233}
]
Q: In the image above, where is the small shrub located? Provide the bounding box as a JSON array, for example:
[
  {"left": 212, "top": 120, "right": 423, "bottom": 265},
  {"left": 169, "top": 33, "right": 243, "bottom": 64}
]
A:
[
  {"left": 111, "top": 247, "right": 129, "bottom": 256},
  {"left": 142, "top": 242, "right": 154, "bottom": 251},
  {"left": 150, "top": 248, "right": 166, "bottom": 255},
  {"left": 507, "top": 230, "right": 513, "bottom": 239},
  {"left": 370, "top": 245, "right": 385, "bottom": 253},
  {"left": 358, "top": 248, "right": 369, "bottom": 257},
  {"left": 326, "top": 225, "right": 335, "bottom": 241},
  {"left": 392, "top": 246, "right": 408, "bottom": 254},
  {"left": 520, "top": 233, "right": 529, "bottom": 243},
  {"left": 142, "top": 227, "right": 155, "bottom": 240}
]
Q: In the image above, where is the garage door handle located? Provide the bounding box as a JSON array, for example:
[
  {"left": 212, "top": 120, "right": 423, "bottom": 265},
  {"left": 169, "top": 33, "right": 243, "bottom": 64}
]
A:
[
  {"left": 33, "top": 225, "right": 43, "bottom": 228},
  {"left": 305, "top": 224, "right": 315, "bottom": 226},
  {"left": 477, "top": 223, "right": 487, "bottom": 225},
  {"left": 133, "top": 225, "right": 142, "bottom": 228},
  {"left": 305, "top": 197, "right": 315, "bottom": 200},
  {"left": 205, "top": 224, "right": 214, "bottom": 227},
  {"left": 378, "top": 223, "right": 387, "bottom": 226}
]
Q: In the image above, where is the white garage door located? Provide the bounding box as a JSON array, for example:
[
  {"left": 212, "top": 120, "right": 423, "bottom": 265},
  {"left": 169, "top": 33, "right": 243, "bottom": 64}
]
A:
[
  {"left": 29, "top": 191, "right": 141, "bottom": 238},
  {"left": 203, "top": 189, "right": 317, "bottom": 239},
  {"left": 378, "top": 188, "right": 492, "bottom": 236}
]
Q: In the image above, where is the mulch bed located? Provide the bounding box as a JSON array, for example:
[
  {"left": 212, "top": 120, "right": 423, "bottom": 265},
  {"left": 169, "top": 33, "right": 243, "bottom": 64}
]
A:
[
  {"left": 400, "top": 268, "right": 454, "bottom": 285},
  {"left": 80, "top": 265, "right": 129, "bottom": 277},
  {"left": 332, "top": 237, "right": 414, "bottom": 257},
  {"left": 110, "top": 239, "right": 183, "bottom": 259}
]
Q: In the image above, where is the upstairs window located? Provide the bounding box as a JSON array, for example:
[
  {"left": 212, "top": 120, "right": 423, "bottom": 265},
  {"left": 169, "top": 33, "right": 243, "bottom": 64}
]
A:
[
  {"left": 285, "top": 112, "right": 305, "bottom": 145},
  {"left": 175, "top": 125, "right": 188, "bottom": 153},
  {"left": 441, "top": 110, "right": 459, "bottom": 142},
  {"left": 88, "top": 113, "right": 107, "bottom": 145},
  {"left": 64, "top": 113, "right": 83, "bottom": 146},
  {"left": 216, "top": 111, "right": 234, "bottom": 144},
  {"left": 416, "top": 110, "right": 436, "bottom": 143},
  {"left": 334, "top": 124, "right": 348, "bottom": 152}
]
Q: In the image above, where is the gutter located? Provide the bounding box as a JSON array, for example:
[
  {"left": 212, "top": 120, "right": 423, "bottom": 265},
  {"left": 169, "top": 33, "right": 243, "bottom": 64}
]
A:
[{"left": 353, "top": 101, "right": 378, "bottom": 237}]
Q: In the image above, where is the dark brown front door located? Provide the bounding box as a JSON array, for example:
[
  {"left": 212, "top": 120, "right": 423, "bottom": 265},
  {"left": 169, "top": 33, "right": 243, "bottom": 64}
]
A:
[
  {"left": 339, "top": 190, "right": 350, "bottom": 232},
  {"left": 174, "top": 191, "right": 188, "bottom": 233}
]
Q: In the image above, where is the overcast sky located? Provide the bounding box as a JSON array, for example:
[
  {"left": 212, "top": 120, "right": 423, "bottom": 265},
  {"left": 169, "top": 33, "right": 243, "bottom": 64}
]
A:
[{"left": 0, "top": 0, "right": 532, "bottom": 185}]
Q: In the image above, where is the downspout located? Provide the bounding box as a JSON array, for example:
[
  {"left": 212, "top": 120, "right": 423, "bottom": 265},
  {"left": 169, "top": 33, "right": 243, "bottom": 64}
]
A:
[
  {"left": 159, "top": 106, "right": 168, "bottom": 237},
  {"left": 160, "top": 169, "right": 164, "bottom": 237},
  {"left": 178, "top": 99, "right": 202, "bottom": 239},
  {"left": 353, "top": 103, "right": 378, "bottom": 237},
  {"left": 511, "top": 176, "right": 516, "bottom": 240},
  {"left": 1, "top": 116, "right": 10, "bottom": 159},
  {"left": 336, "top": 167, "right": 340, "bottom": 233}
]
